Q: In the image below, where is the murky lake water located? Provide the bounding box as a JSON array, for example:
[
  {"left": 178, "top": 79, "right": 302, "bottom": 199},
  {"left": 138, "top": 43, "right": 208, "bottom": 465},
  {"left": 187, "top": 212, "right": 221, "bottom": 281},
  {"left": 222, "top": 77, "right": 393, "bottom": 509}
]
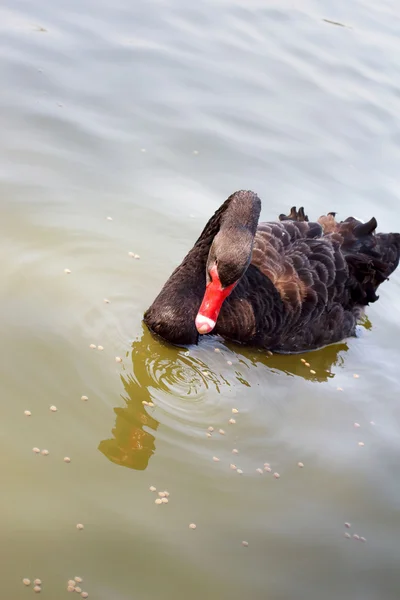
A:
[{"left": 2, "top": 0, "right": 400, "bottom": 598}]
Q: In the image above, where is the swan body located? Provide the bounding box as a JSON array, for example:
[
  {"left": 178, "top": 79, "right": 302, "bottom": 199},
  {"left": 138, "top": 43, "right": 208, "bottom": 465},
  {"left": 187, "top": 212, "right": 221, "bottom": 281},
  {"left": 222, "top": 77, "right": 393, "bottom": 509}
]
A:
[{"left": 144, "top": 191, "right": 400, "bottom": 352}]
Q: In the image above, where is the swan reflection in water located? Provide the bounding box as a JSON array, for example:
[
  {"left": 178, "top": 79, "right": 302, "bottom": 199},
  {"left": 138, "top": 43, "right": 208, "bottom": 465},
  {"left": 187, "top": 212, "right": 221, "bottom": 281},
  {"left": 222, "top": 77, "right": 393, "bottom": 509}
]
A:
[{"left": 98, "top": 320, "right": 371, "bottom": 471}]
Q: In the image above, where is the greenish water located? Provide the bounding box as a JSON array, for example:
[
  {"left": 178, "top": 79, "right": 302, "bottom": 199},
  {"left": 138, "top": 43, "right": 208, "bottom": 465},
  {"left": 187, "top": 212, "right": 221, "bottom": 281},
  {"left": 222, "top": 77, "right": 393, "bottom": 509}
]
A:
[{"left": 1, "top": 0, "right": 400, "bottom": 598}]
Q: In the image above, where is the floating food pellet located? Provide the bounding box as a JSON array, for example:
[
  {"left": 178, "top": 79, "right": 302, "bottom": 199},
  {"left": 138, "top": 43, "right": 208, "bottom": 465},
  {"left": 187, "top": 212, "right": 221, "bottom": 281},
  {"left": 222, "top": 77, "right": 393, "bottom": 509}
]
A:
[
  {"left": 218, "top": 429, "right": 225, "bottom": 435},
  {"left": 67, "top": 586, "right": 75, "bottom": 592},
  {"left": 297, "top": 462, "right": 304, "bottom": 468},
  {"left": 214, "top": 348, "right": 220, "bottom": 353},
  {"left": 353, "top": 374, "right": 360, "bottom": 379},
  {"left": 164, "top": 491, "right": 170, "bottom": 497},
  {"left": 189, "top": 523, "right": 197, "bottom": 529},
  {"left": 149, "top": 486, "right": 156, "bottom": 492},
  {"left": 34, "top": 580, "right": 42, "bottom": 586},
  {"left": 33, "top": 447, "right": 40, "bottom": 454},
  {"left": 212, "top": 457, "right": 220, "bottom": 462},
  {"left": 97, "top": 345, "right": 104, "bottom": 351},
  {"left": 75, "top": 587, "right": 82, "bottom": 594},
  {"left": 148, "top": 402, "right": 154, "bottom": 407},
  {"left": 358, "top": 442, "right": 365, "bottom": 447},
  {"left": 49, "top": 405, "right": 57, "bottom": 412},
  {"left": 267, "top": 350, "right": 273, "bottom": 356},
  {"left": 345, "top": 522, "right": 351, "bottom": 528},
  {"left": 33, "top": 586, "right": 41, "bottom": 593},
  {"left": 353, "top": 534, "right": 360, "bottom": 540},
  {"left": 104, "top": 298, "right": 110, "bottom": 303},
  {"left": 232, "top": 408, "right": 239, "bottom": 414},
  {"left": 256, "top": 468, "right": 263, "bottom": 474},
  {"left": 106, "top": 216, "right": 113, "bottom": 221},
  {"left": 301, "top": 359, "right": 306, "bottom": 364},
  {"left": 228, "top": 418, "right": 236, "bottom": 425},
  {"left": 337, "top": 387, "right": 343, "bottom": 391},
  {"left": 89, "top": 344, "right": 96, "bottom": 349},
  {"left": 264, "top": 462, "right": 270, "bottom": 467},
  {"left": 237, "top": 469, "right": 243, "bottom": 474},
  {"left": 23, "top": 579, "right": 31, "bottom": 586},
  {"left": 273, "top": 472, "right": 280, "bottom": 479},
  {"left": 305, "top": 362, "right": 310, "bottom": 368},
  {"left": 115, "top": 357, "right": 122, "bottom": 363},
  {"left": 206, "top": 433, "right": 212, "bottom": 438},
  {"left": 230, "top": 464, "right": 237, "bottom": 470},
  {"left": 227, "top": 360, "right": 232, "bottom": 366},
  {"left": 207, "top": 426, "right": 214, "bottom": 432},
  {"left": 24, "top": 410, "right": 32, "bottom": 416},
  {"left": 76, "top": 524, "right": 84, "bottom": 530},
  {"left": 41, "top": 449, "right": 49, "bottom": 456},
  {"left": 202, "top": 370, "right": 210, "bottom": 377},
  {"left": 155, "top": 498, "right": 162, "bottom": 505},
  {"left": 161, "top": 498, "right": 168, "bottom": 504},
  {"left": 242, "top": 541, "right": 249, "bottom": 547},
  {"left": 264, "top": 466, "right": 271, "bottom": 472},
  {"left": 68, "top": 580, "right": 76, "bottom": 587},
  {"left": 310, "top": 370, "right": 316, "bottom": 375},
  {"left": 81, "top": 593, "right": 89, "bottom": 599},
  {"left": 81, "top": 396, "right": 88, "bottom": 401},
  {"left": 128, "top": 252, "right": 135, "bottom": 257},
  {"left": 64, "top": 457, "right": 71, "bottom": 463},
  {"left": 360, "top": 537, "right": 366, "bottom": 543},
  {"left": 158, "top": 491, "right": 166, "bottom": 498},
  {"left": 64, "top": 269, "right": 71, "bottom": 274},
  {"left": 134, "top": 254, "right": 140, "bottom": 259},
  {"left": 344, "top": 532, "right": 351, "bottom": 539},
  {"left": 232, "top": 449, "right": 239, "bottom": 454},
  {"left": 354, "top": 423, "right": 360, "bottom": 428},
  {"left": 142, "top": 401, "right": 149, "bottom": 406}
]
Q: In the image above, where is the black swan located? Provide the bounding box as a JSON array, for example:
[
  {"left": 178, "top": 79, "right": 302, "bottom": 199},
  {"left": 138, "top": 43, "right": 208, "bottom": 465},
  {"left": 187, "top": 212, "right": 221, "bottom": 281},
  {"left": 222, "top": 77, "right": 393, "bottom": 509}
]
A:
[{"left": 144, "top": 190, "right": 400, "bottom": 352}]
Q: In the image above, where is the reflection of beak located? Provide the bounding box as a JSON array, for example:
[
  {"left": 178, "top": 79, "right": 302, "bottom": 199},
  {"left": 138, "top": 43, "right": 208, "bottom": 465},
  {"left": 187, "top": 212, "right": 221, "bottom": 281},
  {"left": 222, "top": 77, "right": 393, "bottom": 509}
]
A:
[{"left": 195, "top": 315, "right": 216, "bottom": 334}]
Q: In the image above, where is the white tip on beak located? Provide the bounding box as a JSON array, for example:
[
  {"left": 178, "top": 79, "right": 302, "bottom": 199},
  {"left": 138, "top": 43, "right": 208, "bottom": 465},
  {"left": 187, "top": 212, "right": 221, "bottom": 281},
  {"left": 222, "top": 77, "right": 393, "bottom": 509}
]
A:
[{"left": 195, "top": 314, "right": 216, "bottom": 335}]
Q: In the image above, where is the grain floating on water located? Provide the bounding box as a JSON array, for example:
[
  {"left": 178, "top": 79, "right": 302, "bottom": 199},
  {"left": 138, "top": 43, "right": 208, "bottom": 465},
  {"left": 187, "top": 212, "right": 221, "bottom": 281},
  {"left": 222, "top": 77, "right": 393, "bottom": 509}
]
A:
[
  {"left": 242, "top": 541, "right": 249, "bottom": 547},
  {"left": 230, "top": 464, "right": 237, "bottom": 470},
  {"left": 273, "top": 472, "right": 280, "bottom": 479},
  {"left": 212, "top": 457, "right": 220, "bottom": 462},
  {"left": 64, "top": 457, "right": 71, "bottom": 463},
  {"left": 237, "top": 469, "right": 243, "bottom": 474},
  {"left": 164, "top": 491, "right": 170, "bottom": 497},
  {"left": 353, "top": 534, "right": 360, "bottom": 540},
  {"left": 228, "top": 418, "right": 236, "bottom": 425},
  {"left": 75, "top": 587, "right": 82, "bottom": 594},
  {"left": 67, "top": 586, "right": 75, "bottom": 592},
  {"left": 161, "top": 498, "right": 168, "bottom": 504},
  {"left": 301, "top": 359, "right": 306, "bottom": 364},
  {"left": 81, "top": 593, "right": 89, "bottom": 599},
  {"left": 128, "top": 251, "right": 135, "bottom": 257},
  {"left": 358, "top": 442, "right": 365, "bottom": 447},
  {"left": 158, "top": 491, "right": 166, "bottom": 498},
  {"left": 33, "top": 447, "right": 40, "bottom": 454},
  {"left": 33, "top": 586, "right": 41, "bottom": 593},
  {"left": 227, "top": 360, "right": 232, "bottom": 365},
  {"left": 345, "top": 522, "right": 351, "bottom": 528},
  {"left": 264, "top": 466, "right": 271, "bottom": 472},
  {"left": 310, "top": 370, "right": 316, "bottom": 375},
  {"left": 206, "top": 433, "right": 212, "bottom": 438},
  {"left": 353, "top": 374, "right": 360, "bottom": 379},
  {"left": 344, "top": 533, "right": 351, "bottom": 539},
  {"left": 34, "top": 579, "right": 42, "bottom": 586},
  {"left": 23, "top": 579, "right": 31, "bottom": 586},
  {"left": 189, "top": 523, "right": 197, "bottom": 529},
  {"left": 337, "top": 387, "right": 343, "bottom": 391},
  {"left": 81, "top": 395, "right": 88, "bottom": 401},
  {"left": 232, "top": 408, "right": 239, "bottom": 414},
  {"left": 155, "top": 498, "right": 162, "bottom": 505},
  {"left": 354, "top": 423, "right": 360, "bottom": 428},
  {"left": 214, "top": 348, "right": 220, "bottom": 353},
  {"left": 304, "top": 362, "right": 310, "bottom": 368},
  {"left": 49, "top": 405, "right": 57, "bottom": 412},
  {"left": 76, "top": 523, "right": 84, "bottom": 530},
  {"left": 264, "top": 462, "right": 270, "bottom": 467},
  {"left": 148, "top": 402, "right": 155, "bottom": 407},
  {"left": 89, "top": 344, "right": 96, "bottom": 349},
  {"left": 256, "top": 468, "right": 263, "bottom": 474},
  {"left": 218, "top": 429, "right": 225, "bottom": 435},
  {"left": 24, "top": 410, "right": 32, "bottom": 416},
  {"left": 207, "top": 426, "right": 214, "bottom": 432},
  {"left": 106, "top": 216, "right": 113, "bottom": 221},
  {"left": 41, "top": 449, "right": 49, "bottom": 456},
  {"left": 103, "top": 298, "right": 110, "bottom": 303},
  {"left": 149, "top": 486, "right": 156, "bottom": 492},
  {"left": 68, "top": 580, "right": 76, "bottom": 587},
  {"left": 97, "top": 345, "right": 104, "bottom": 351},
  {"left": 64, "top": 269, "right": 71, "bottom": 274},
  {"left": 232, "top": 449, "right": 239, "bottom": 454},
  {"left": 115, "top": 356, "right": 122, "bottom": 363},
  {"left": 297, "top": 462, "right": 304, "bottom": 468},
  {"left": 360, "top": 537, "right": 366, "bottom": 543}
]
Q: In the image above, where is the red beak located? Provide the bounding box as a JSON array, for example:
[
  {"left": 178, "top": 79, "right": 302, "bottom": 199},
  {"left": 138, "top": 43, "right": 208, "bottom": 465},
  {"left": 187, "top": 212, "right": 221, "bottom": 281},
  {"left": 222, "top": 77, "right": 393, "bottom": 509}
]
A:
[{"left": 195, "top": 266, "right": 235, "bottom": 335}]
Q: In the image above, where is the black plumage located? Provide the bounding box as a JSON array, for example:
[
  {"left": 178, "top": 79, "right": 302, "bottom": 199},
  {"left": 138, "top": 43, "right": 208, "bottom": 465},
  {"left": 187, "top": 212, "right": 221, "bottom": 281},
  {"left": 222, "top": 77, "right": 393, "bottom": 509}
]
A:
[{"left": 144, "top": 191, "right": 400, "bottom": 352}]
